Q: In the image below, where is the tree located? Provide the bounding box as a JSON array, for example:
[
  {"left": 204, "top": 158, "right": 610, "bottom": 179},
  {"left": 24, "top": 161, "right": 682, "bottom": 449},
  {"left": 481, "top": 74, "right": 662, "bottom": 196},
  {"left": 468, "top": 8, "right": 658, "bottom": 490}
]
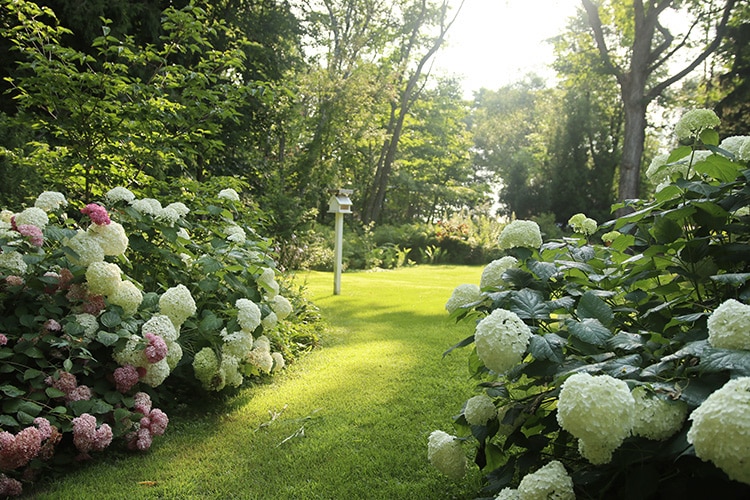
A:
[
  {"left": 389, "top": 77, "right": 482, "bottom": 223},
  {"left": 581, "top": 0, "right": 736, "bottom": 203}
]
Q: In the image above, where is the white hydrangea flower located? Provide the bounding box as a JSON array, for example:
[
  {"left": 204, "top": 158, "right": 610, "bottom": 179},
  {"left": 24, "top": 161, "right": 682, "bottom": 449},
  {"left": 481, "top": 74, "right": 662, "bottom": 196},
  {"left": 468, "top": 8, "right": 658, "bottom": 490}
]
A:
[
  {"left": 193, "top": 347, "right": 223, "bottom": 391},
  {"left": 165, "top": 340, "right": 182, "bottom": 370},
  {"left": 34, "top": 191, "right": 68, "bottom": 212},
  {"left": 480, "top": 256, "right": 518, "bottom": 289},
  {"left": 165, "top": 202, "right": 190, "bottom": 217},
  {"left": 261, "top": 311, "right": 278, "bottom": 330},
  {"left": 253, "top": 335, "right": 272, "bottom": 353},
  {"left": 0, "top": 251, "right": 27, "bottom": 275},
  {"left": 427, "top": 430, "right": 466, "bottom": 480},
  {"left": 568, "top": 213, "right": 598, "bottom": 236},
  {"left": 105, "top": 187, "right": 136, "bottom": 204},
  {"left": 236, "top": 298, "right": 261, "bottom": 331},
  {"left": 719, "top": 136, "right": 750, "bottom": 160},
  {"left": 631, "top": 386, "right": 688, "bottom": 441},
  {"left": 674, "top": 108, "right": 720, "bottom": 142},
  {"left": 474, "top": 309, "right": 531, "bottom": 374},
  {"left": 75, "top": 313, "right": 99, "bottom": 339},
  {"left": 445, "top": 283, "right": 481, "bottom": 314},
  {"left": 159, "top": 284, "right": 196, "bottom": 328},
  {"left": 130, "top": 198, "right": 162, "bottom": 216},
  {"left": 517, "top": 460, "right": 575, "bottom": 500},
  {"left": 113, "top": 334, "right": 147, "bottom": 368},
  {"left": 707, "top": 299, "right": 750, "bottom": 350},
  {"left": 0, "top": 209, "right": 13, "bottom": 223},
  {"left": 176, "top": 228, "right": 191, "bottom": 241},
  {"left": 557, "top": 372, "right": 635, "bottom": 465},
  {"left": 217, "top": 188, "right": 240, "bottom": 201},
  {"left": 65, "top": 231, "right": 105, "bottom": 267},
  {"left": 687, "top": 377, "right": 750, "bottom": 485},
  {"left": 87, "top": 221, "right": 128, "bottom": 256},
  {"left": 85, "top": 261, "right": 122, "bottom": 297},
  {"left": 498, "top": 220, "right": 542, "bottom": 250},
  {"left": 464, "top": 394, "right": 497, "bottom": 426},
  {"left": 221, "top": 354, "right": 243, "bottom": 388},
  {"left": 156, "top": 206, "right": 180, "bottom": 226},
  {"left": 225, "top": 224, "right": 246, "bottom": 243},
  {"left": 271, "top": 352, "right": 285, "bottom": 372},
  {"left": 495, "top": 488, "right": 520, "bottom": 500},
  {"left": 108, "top": 280, "right": 142, "bottom": 316},
  {"left": 247, "top": 346, "right": 274, "bottom": 373},
  {"left": 257, "top": 268, "right": 279, "bottom": 298},
  {"left": 270, "top": 295, "right": 293, "bottom": 320},
  {"left": 140, "top": 358, "right": 170, "bottom": 387},
  {"left": 222, "top": 328, "right": 254, "bottom": 359},
  {"left": 142, "top": 314, "right": 179, "bottom": 342},
  {"left": 14, "top": 207, "right": 49, "bottom": 229}
]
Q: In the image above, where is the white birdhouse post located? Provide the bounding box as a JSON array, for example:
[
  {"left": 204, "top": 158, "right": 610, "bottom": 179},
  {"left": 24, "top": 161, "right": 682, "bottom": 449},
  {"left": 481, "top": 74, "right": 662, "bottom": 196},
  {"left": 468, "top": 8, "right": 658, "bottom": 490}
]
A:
[{"left": 327, "top": 189, "right": 353, "bottom": 295}]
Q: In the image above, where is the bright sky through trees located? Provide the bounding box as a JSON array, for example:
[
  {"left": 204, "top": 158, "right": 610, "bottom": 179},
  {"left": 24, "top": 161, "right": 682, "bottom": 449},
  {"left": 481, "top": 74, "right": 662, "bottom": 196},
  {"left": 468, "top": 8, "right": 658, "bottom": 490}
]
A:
[{"left": 434, "top": 0, "right": 580, "bottom": 97}]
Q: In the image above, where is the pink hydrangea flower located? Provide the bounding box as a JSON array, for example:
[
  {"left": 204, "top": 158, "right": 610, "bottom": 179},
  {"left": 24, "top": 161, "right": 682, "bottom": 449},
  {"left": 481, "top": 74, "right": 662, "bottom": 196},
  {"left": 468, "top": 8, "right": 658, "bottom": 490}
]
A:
[
  {"left": 71, "top": 414, "right": 112, "bottom": 458},
  {"left": 80, "top": 203, "right": 111, "bottom": 225},
  {"left": 144, "top": 333, "right": 168, "bottom": 363},
  {"left": 149, "top": 409, "right": 169, "bottom": 436},
  {"left": 0, "top": 427, "right": 42, "bottom": 470},
  {"left": 113, "top": 364, "right": 140, "bottom": 393},
  {"left": 66, "top": 385, "right": 92, "bottom": 402},
  {"left": 4, "top": 276, "right": 24, "bottom": 287},
  {"left": 45, "top": 371, "right": 78, "bottom": 395},
  {"left": 126, "top": 392, "right": 168, "bottom": 451},
  {"left": 0, "top": 333, "right": 7, "bottom": 346},
  {"left": 44, "top": 319, "right": 62, "bottom": 332},
  {"left": 0, "top": 473, "right": 23, "bottom": 496},
  {"left": 16, "top": 224, "right": 43, "bottom": 246}
]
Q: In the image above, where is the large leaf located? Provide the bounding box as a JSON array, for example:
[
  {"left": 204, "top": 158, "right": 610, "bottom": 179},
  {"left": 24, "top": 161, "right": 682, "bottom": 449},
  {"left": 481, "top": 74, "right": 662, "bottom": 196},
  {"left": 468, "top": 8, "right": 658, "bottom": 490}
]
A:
[
  {"left": 528, "top": 260, "right": 558, "bottom": 281},
  {"left": 443, "top": 334, "right": 475, "bottom": 358},
  {"left": 566, "top": 318, "right": 612, "bottom": 347},
  {"left": 608, "top": 332, "right": 646, "bottom": 352},
  {"left": 529, "top": 333, "right": 566, "bottom": 364},
  {"left": 694, "top": 154, "right": 742, "bottom": 182},
  {"left": 577, "top": 291, "right": 614, "bottom": 327},
  {"left": 695, "top": 347, "right": 750, "bottom": 376},
  {"left": 510, "top": 289, "right": 549, "bottom": 320}
]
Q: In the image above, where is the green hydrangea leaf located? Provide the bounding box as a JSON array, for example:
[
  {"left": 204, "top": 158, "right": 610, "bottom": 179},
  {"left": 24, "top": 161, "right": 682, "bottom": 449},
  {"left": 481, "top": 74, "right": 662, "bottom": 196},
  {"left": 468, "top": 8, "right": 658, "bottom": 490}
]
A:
[
  {"left": 577, "top": 291, "right": 614, "bottom": 327},
  {"left": 510, "top": 289, "right": 549, "bottom": 320},
  {"left": 566, "top": 318, "right": 612, "bottom": 347},
  {"left": 529, "top": 333, "right": 565, "bottom": 364},
  {"left": 96, "top": 331, "right": 120, "bottom": 346}
]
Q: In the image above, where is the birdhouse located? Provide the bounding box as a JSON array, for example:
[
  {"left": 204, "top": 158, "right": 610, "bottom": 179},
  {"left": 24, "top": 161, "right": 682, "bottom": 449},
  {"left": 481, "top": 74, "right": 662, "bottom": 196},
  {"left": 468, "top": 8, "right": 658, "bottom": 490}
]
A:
[{"left": 328, "top": 189, "right": 353, "bottom": 214}]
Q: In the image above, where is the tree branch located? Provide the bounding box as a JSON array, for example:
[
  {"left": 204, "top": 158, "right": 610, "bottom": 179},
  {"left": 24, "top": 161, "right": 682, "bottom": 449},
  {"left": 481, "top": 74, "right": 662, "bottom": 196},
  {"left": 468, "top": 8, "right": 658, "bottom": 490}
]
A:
[
  {"left": 646, "top": 0, "right": 736, "bottom": 102},
  {"left": 580, "top": 0, "right": 622, "bottom": 80}
]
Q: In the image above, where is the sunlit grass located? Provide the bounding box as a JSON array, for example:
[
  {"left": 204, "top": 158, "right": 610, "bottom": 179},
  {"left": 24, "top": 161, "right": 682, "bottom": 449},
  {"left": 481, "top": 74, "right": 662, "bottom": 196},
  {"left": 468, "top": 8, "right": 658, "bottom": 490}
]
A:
[{"left": 29, "top": 265, "right": 484, "bottom": 499}]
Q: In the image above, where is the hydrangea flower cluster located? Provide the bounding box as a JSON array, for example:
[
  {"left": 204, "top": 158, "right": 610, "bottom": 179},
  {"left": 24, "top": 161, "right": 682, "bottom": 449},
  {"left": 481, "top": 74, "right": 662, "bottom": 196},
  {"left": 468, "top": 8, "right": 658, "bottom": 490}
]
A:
[
  {"left": 87, "top": 220, "right": 128, "bottom": 256},
  {"left": 81, "top": 203, "right": 111, "bottom": 225},
  {"left": 0, "top": 251, "right": 27, "bottom": 275},
  {"left": 126, "top": 392, "right": 169, "bottom": 451},
  {"left": 0, "top": 422, "right": 43, "bottom": 470},
  {"left": 193, "top": 347, "right": 223, "bottom": 391},
  {"left": 45, "top": 371, "right": 92, "bottom": 403},
  {"left": 674, "top": 108, "right": 721, "bottom": 143},
  {"left": 159, "top": 284, "right": 196, "bottom": 328},
  {"left": 0, "top": 474, "right": 22, "bottom": 497},
  {"left": 464, "top": 394, "right": 497, "bottom": 426},
  {"left": 706, "top": 299, "right": 750, "bottom": 350},
  {"left": 113, "top": 364, "right": 141, "bottom": 393},
  {"left": 645, "top": 150, "right": 712, "bottom": 190},
  {"left": 85, "top": 261, "right": 122, "bottom": 296},
  {"left": 497, "top": 220, "right": 543, "bottom": 250},
  {"left": 687, "top": 377, "right": 750, "bottom": 485},
  {"left": 557, "top": 372, "right": 635, "bottom": 464},
  {"left": 217, "top": 188, "right": 240, "bottom": 201},
  {"left": 34, "top": 191, "right": 68, "bottom": 212},
  {"left": 236, "top": 298, "right": 262, "bottom": 331},
  {"left": 71, "top": 413, "right": 113, "bottom": 459},
  {"left": 516, "top": 460, "right": 575, "bottom": 500},
  {"left": 113, "top": 311, "right": 180, "bottom": 388},
  {"left": 270, "top": 295, "right": 293, "bottom": 320},
  {"left": 568, "top": 213, "right": 598, "bottom": 236},
  {"left": 720, "top": 135, "right": 750, "bottom": 162},
  {"left": 16, "top": 224, "right": 43, "bottom": 246},
  {"left": 257, "top": 267, "right": 280, "bottom": 297},
  {"left": 427, "top": 430, "right": 466, "bottom": 480},
  {"left": 474, "top": 309, "right": 531, "bottom": 374},
  {"left": 480, "top": 256, "right": 518, "bottom": 290},
  {"left": 246, "top": 334, "right": 274, "bottom": 374},
  {"left": 631, "top": 386, "right": 688, "bottom": 441},
  {"left": 12, "top": 207, "right": 48, "bottom": 229},
  {"left": 104, "top": 186, "right": 136, "bottom": 204},
  {"left": 445, "top": 283, "right": 481, "bottom": 314},
  {"left": 225, "top": 223, "right": 246, "bottom": 243}
]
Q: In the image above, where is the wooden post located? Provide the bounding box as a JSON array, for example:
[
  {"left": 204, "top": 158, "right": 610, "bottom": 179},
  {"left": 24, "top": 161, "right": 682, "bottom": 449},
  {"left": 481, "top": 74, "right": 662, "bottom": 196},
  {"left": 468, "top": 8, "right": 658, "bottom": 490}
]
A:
[{"left": 333, "top": 211, "right": 343, "bottom": 295}]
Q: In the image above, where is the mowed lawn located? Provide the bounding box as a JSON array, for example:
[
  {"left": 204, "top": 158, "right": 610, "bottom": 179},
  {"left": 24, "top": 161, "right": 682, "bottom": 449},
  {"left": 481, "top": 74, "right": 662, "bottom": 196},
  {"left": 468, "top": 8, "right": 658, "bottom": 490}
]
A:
[{"left": 29, "top": 265, "right": 484, "bottom": 499}]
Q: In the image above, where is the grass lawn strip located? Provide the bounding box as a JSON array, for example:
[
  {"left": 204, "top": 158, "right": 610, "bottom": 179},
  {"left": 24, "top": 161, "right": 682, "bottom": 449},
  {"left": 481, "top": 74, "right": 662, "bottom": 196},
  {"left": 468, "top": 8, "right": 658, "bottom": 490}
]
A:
[{"left": 30, "top": 265, "right": 483, "bottom": 499}]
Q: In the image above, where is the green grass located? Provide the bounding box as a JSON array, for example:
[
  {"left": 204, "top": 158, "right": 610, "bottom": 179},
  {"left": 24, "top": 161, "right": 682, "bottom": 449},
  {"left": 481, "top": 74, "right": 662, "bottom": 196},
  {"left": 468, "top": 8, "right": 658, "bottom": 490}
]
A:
[{"left": 28, "top": 265, "right": 485, "bottom": 499}]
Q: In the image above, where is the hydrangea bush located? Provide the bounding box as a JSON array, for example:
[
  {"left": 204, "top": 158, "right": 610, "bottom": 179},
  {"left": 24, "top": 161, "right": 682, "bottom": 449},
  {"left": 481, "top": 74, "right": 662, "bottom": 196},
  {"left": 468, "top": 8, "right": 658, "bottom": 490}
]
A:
[
  {"left": 431, "top": 110, "right": 750, "bottom": 498},
  {"left": 0, "top": 186, "right": 320, "bottom": 495}
]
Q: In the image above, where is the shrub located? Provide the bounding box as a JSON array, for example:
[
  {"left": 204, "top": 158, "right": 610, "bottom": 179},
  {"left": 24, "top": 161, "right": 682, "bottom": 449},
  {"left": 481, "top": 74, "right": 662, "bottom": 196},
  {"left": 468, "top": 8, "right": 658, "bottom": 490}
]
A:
[
  {"left": 432, "top": 111, "right": 750, "bottom": 497},
  {"left": 0, "top": 186, "right": 319, "bottom": 494}
]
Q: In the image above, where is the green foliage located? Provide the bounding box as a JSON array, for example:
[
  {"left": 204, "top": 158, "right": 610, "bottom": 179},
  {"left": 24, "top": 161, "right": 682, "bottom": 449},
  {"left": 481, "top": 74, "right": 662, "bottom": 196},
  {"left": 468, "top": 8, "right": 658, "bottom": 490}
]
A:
[
  {"left": 1, "top": 0, "right": 267, "bottom": 202},
  {"left": 439, "top": 114, "right": 750, "bottom": 497},
  {"left": 0, "top": 186, "right": 319, "bottom": 493}
]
